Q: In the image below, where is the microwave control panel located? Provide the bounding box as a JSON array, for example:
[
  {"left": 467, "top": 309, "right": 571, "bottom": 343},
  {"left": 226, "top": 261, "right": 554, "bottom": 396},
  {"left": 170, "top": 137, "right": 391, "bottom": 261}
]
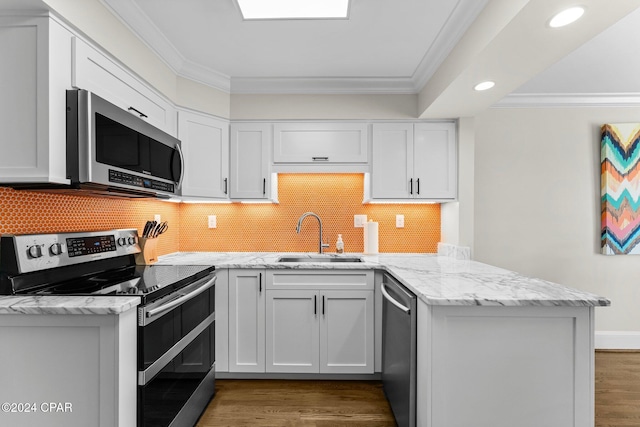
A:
[{"left": 109, "top": 170, "right": 175, "bottom": 193}]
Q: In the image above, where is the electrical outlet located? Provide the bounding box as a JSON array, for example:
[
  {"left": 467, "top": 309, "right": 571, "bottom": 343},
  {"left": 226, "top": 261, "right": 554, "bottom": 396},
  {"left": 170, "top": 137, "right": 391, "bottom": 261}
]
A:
[
  {"left": 354, "top": 215, "right": 367, "bottom": 228},
  {"left": 208, "top": 215, "right": 217, "bottom": 229},
  {"left": 396, "top": 215, "right": 405, "bottom": 228},
  {"left": 154, "top": 214, "right": 161, "bottom": 223}
]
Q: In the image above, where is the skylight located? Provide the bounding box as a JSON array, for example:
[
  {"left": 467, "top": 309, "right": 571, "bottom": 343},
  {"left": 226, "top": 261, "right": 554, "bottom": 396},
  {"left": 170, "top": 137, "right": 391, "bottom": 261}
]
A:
[{"left": 236, "top": 0, "right": 350, "bottom": 20}]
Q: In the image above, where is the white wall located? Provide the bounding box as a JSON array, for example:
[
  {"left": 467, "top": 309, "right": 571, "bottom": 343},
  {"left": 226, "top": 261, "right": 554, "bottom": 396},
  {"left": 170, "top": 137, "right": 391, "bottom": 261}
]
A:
[
  {"left": 230, "top": 94, "right": 418, "bottom": 120},
  {"left": 474, "top": 106, "right": 640, "bottom": 333}
]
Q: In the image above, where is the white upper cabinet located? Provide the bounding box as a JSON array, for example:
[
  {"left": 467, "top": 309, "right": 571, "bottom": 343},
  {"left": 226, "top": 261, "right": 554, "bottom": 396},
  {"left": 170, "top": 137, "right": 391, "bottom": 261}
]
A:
[
  {"left": 230, "top": 123, "right": 272, "bottom": 200},
  {"left": 413, "top": 123, "right": 457, "bottom": 199},
  {"left": 0, "top": 15, "right": 72, "bottom": 185},
  {"left": 72, "top": 38, "right": 177, "bottom": 137},
  {"left": 178, "top": 110, "right": 229, "bottom": 199},
  {"left": 371, "top": 122, "right": 456, "bottom": 200},
  {"left": 273, "top": 123, "right": 369, "bottom": 172}
]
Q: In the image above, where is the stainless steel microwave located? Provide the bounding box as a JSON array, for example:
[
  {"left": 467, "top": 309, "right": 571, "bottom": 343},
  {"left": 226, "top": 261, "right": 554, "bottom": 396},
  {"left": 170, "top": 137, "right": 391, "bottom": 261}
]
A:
[{"left": 65, "top": 89, "right": 183, "bottom": 198}]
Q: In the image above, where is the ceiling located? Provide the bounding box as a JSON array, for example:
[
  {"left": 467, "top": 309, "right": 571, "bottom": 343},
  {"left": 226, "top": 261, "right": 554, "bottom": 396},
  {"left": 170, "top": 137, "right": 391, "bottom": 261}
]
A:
[
  {"left": 101, "top": 0, "right": 488, "bottom": 94},
  {"left": 7, "top": 0, "right": 636, "bottom": 117},
  {"left": 499, "top": 6, "right": 640, "bottom": 107}
]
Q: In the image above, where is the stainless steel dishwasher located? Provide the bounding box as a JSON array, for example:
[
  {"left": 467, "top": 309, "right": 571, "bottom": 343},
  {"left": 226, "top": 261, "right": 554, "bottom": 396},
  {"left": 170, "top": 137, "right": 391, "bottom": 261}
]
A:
[{"left": 381, "top": 273, "right": 417, "bottom": 427}]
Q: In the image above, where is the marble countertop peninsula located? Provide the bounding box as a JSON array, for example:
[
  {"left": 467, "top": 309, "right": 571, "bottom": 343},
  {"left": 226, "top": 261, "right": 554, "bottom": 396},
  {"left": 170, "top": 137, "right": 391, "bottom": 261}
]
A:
[
  {"left": 157, "top": 252, "right": 610, "bottom": 308},
  {"left": 0, "top": 295, "right": 140, "bottom": 315}
]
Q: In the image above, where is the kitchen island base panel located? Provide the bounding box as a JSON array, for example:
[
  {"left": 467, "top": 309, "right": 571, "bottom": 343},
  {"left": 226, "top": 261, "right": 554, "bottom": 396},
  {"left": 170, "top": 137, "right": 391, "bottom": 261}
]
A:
[
  {"left": 0, "top": 309, "right": 137, "bottom": 427},
  {"left": 417, "top": 304, "right": 593, "bottom": 427}
]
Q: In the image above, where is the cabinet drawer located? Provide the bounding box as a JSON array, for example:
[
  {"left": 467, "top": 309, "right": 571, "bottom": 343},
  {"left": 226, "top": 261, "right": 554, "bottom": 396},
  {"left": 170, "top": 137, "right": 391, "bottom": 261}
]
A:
[
  {"left": 72, "top": 38, "right": 177, "bottom": 136},
  {"left": 273, "top": 123, "right": 368, "bottom": 164},
  {"left": 267, "top": 270, "right": 374, "bottom": 290}
]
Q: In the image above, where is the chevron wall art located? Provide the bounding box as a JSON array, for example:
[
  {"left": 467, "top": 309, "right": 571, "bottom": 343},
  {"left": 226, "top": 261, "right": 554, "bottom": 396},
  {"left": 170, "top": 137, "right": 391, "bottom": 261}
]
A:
[{"left": 601, "top": 123, "right": 640, "bottom": 255}]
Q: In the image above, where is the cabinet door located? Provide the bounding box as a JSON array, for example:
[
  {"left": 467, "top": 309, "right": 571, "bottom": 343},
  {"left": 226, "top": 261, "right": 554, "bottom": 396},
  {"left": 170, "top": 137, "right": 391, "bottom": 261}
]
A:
[
  {"left": 266, "top": 290, "right": 320, "bottom": 373},
  {"left": 228, "top": 270, "right": 265, "bottom": 372},
  {"left": 0, "top": 16, "right": 71, "bottom": 184},
  {"left": 273, "top": 123, "right": 368, "bottom": 164},
  {"left": 178, "top": 110, "right": 229, "bottom": 199},
  {"left": 371, "top": 123, "right": 413, "bottom": 199},
  {"left": 230, "top": 123, "right": 271, "bottom": 199},
  {"left": 72, "top": 38, "right": 177, "bottom": 136},
  {"left": 320, "top": 290, "right": 374, "bottom": 374},
  {"left": 413, "top": 122, "right": 457, "bottom": 199}
]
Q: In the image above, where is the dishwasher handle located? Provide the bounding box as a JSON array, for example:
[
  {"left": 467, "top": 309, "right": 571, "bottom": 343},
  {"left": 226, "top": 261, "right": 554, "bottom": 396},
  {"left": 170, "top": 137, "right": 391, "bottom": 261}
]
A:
[{"left": 381, "top": 282, "right": 411, "bottom": 314}]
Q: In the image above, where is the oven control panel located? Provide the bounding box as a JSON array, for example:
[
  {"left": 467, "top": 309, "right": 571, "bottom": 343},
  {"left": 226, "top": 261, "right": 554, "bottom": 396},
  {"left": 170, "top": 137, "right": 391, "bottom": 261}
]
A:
[{"left": 1, "top": 229, "right": 141, "bottom": 274}]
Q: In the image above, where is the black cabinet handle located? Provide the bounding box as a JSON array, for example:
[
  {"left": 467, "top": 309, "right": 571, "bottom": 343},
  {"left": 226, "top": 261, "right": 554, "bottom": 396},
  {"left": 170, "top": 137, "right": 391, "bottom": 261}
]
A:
[
  {"left": 409, "top": 178, "right": 413, "bottom": 195},
  {"left": 322, "top": 295, "right": 325, "bottom": 315},
  {"left": 259, "top": 272, "right": 262, "bottom": 293},
  {"left": 263, "top": 178, "right": 266, "bottom": 195},
  {"left": 417, "top": 178, "right": 420, "bottom": 195},
  {"left": 312, "top": 157, "right": 329, "bottom": 161},
  {"left": 224, "top": 178, "right": 228, "bottom": 194},
  {"left": 127, "top": 106, "right": 148, "bottom": 118},
  {"left": 314, "top": 295, "right": 317, "bottom": 315}
]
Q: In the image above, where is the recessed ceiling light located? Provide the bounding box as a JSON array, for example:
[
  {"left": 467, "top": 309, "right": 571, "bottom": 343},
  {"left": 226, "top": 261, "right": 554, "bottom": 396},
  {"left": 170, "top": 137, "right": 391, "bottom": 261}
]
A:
[
  {"left": 237, "top": 0, "right": 350, "bottom": 20},
  {"left": 474, "top": 81, "right": 495, "bottom": 91},
  {"left": 549, "top": 6, "right": 585, "bottom": 28}
]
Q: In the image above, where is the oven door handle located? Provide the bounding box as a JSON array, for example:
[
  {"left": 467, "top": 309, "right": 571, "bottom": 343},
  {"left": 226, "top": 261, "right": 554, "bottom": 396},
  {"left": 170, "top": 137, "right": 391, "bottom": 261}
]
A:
[{"left": 146, "top": 274, "right": 216, "bottom": 319}]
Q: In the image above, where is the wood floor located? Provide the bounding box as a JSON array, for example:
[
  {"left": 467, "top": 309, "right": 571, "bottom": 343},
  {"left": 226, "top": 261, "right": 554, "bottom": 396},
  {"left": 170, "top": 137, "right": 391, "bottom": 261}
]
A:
[
  {"left": 197, "top": 351, "right": 640, "bottom": 426},
  {"left": 595, "top": 351, "right": 640, "bottom": 426},
  {"left": 196, "top": 380, "right": 396, "bottom": 427}
]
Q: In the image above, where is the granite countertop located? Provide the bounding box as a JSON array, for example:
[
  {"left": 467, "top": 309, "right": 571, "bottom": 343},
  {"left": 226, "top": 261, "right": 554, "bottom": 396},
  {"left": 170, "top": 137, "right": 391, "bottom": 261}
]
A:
[
  {"left": 157, "top": 252, "right": 611, "bottom": 307},
  {"left": 0, "top": 295, "right": 140, "bottom": 315}
]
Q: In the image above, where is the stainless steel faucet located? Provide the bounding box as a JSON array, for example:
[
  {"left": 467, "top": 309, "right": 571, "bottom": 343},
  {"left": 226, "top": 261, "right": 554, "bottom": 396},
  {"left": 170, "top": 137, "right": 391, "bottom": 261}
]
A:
[{"left": 296, "top": 212, "right": 330, "bottom": 254}]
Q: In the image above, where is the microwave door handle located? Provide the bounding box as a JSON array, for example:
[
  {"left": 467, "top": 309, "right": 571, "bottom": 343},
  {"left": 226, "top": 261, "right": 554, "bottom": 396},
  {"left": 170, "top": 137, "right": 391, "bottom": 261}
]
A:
[{"left": 174, "top": 143, "right": 185, "bottom": 190}]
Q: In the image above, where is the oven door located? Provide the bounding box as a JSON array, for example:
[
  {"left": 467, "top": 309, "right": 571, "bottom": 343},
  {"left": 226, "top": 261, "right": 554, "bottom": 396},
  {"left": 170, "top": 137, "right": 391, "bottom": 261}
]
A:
[{"left": 138, "top": 273, "right": 216, "bottom": 427}]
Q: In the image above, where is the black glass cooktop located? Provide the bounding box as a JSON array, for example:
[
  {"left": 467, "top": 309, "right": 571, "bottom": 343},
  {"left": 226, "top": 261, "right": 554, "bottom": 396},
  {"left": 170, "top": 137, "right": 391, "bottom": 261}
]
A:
[{"left": 33, "top": 264, "right": 215, "bottom": 304}]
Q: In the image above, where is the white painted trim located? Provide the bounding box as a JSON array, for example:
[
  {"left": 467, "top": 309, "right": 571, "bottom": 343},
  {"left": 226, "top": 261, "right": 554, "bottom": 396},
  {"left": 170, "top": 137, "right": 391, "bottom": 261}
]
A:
[
  {"left": 411, "top": 0, "right": 489, "bottom": 91},
  {"left": 494, "top": 93, "right": 640, "bottom": 108},
  {"left": 595, "top": 331, "right": 640, "bottom": 350},
  {"left": 230, "top": 76, "right": 416, "bottom": 94}
]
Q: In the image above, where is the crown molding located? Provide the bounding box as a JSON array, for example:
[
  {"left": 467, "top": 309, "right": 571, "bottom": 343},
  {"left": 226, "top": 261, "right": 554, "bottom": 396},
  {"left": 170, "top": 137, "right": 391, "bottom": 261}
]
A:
[
  {"left": 100, "top": 0, "right": 186, "bottom": 72},
  {"left": 230, "top": 76, "right": 416, "bottom": 94},
  {"left": 411, "top": 0, "right": 489, "bottom": 91},
  {"left": 494, "top": 92, "right": 640, "bottom": 108}
]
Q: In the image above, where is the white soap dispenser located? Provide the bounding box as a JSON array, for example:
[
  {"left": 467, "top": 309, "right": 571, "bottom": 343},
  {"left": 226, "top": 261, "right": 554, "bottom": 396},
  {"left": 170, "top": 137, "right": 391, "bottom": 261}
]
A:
[{"left": 336, "top": 234, "right": 344, "bottom": 254}]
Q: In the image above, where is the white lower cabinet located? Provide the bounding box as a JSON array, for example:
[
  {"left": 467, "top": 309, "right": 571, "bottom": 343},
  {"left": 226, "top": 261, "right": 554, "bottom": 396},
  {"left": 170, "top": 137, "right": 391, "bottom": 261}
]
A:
[
  {"left": 228, "top": 269, "right": 265, "bottom": 372},
  {"left": 265, "top": 270, "right": 375, "bottom": 374},
  {"left": 266, "top": 290, "right": 320, "bottom": 373}
]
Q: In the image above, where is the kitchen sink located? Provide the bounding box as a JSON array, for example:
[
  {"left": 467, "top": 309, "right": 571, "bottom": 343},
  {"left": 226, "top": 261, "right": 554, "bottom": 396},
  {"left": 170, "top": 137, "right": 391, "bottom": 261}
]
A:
[{"left": 277, "top": 256, "right": 363, "bottom": 263}]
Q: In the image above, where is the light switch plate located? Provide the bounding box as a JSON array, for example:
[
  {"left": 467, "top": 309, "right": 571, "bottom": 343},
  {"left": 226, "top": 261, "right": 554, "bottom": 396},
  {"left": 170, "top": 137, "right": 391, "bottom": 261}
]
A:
[
  {"left": 354, "top": 215, "right": 367, "bottom": 228},
  {"left": 208, "top": 215, "right": 217, "bottom": 229},
  {"left": 396, "top": 214, "right": 405, "bottom": 228},
  {"left": 154, "top": 214, "right": 161, "bottom": 223}
]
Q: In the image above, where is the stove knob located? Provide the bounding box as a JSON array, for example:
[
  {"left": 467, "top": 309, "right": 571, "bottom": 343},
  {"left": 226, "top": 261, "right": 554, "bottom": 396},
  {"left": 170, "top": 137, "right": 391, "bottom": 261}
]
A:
[
  {"left": 127, "top": 236, "right": 136, "bottom": 245},
  {"left": 28, "top": 245, "right": 43, "bottom": 259},
  {"left": 49, "top": 243, "right": 64, "bottom": 256},
  {"left": 117, "top": 237, "right": 126, "bottom": 246}
]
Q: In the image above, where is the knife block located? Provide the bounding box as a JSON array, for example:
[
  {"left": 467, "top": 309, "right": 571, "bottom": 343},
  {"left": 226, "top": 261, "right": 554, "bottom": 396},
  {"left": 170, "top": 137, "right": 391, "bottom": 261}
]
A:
[{"left": 135, "top": 237, "right": 158, "bottom": 265}]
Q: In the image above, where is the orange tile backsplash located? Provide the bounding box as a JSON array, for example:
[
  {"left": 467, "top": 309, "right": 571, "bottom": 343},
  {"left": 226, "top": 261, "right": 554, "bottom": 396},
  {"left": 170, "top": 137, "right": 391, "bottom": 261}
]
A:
[
  {"left": 0, "top": 174, "right": 440, "bottom": 255},
  {"left": 0, "top": 187, "right": 180, "bottom": 256}
]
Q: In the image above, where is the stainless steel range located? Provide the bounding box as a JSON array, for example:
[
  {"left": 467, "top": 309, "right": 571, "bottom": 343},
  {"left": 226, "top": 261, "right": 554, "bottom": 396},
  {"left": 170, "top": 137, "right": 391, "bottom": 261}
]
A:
[{"left": 0, "top": 229, "right": 216, "bottom": 427}]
